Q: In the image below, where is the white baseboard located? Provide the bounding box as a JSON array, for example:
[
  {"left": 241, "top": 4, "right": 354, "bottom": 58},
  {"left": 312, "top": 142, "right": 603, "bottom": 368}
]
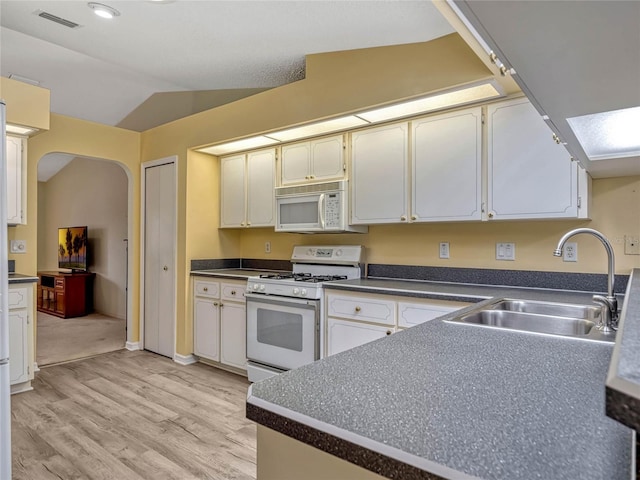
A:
[
  {"left": 174, "top": 353, "right": 197, "bottom": 365},
  {"left": 33, "top": 362, "right": 40, "bottom": 373},
  {"left": 125, "top": 341, "right": 141, "bottom": 351}
]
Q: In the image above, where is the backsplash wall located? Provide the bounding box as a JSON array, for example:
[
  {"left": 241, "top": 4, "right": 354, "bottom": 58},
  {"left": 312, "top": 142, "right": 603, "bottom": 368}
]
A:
[{"left": 238, "top": 176, "right": 640, "bottom": 276}]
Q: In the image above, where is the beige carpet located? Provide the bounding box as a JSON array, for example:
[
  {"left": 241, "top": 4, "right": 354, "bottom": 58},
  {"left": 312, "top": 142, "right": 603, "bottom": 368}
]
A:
[{"left": 37, "top": 311, "right": 126, "bottom": 366}]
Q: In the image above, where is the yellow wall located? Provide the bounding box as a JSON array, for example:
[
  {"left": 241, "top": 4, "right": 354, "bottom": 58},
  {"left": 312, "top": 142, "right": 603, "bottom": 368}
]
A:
[
  {"left": 0, "top": 77, "right": 50, "bottom": 131},
  {"left": 239, "top": 175, "right": 640, "bottom": 275},
  {"left": 13, "top": 114, "right": 141, "bottom": 338}
]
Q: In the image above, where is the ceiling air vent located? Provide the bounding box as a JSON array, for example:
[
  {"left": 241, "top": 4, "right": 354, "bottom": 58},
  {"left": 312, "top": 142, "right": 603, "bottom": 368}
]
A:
[{"left": 34, "top": 10, "right": 82, "bottom": 29}]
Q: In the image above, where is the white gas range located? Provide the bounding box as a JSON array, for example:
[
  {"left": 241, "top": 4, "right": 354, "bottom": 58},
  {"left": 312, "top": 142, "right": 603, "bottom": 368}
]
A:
[{"left": 245, "top": 245, "right": 364, "bottom": 382}]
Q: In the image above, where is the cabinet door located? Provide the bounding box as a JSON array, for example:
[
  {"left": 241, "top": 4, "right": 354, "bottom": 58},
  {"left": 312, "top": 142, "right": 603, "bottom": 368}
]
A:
[
  {"left": 54, "top": 292, "right": 65, "bottom": 315},
  {"left": 487, "top": 98, "right": 578, "bottom": 219},
  {"left": 412, "top": 108, "right": 482, "bottom": 222},
  {"left": 246, "top": 148, "right": 276, "bottom": 227},
  {"left": 220, "top": 154, "right": 246, "bottom": 228},
  {"left": 309, "top": 135, "right": 344, "bottom": 182},
  {"left": 327, "top": 318, "right": 392, "bottom": 356},
  {"left": 6, "top": 135, "right": 25, "bottom": 225},
  {"left": 220, "top": 301, "right": 247, "bottom": 371},
  {"left": 193, "top": 297, "right": 220, "bottom": 361},
  {"left": 398, "top": 300, "right": 471, "bottom": 328},
  {"left": 9, "top": 310, "right": 29, "bottom": 385},
  {"left": 351, "top": 123, "right": 409, "bottom": 224},
  {"left": 281, "top": 143, "right": 311, "bottom": 185}
]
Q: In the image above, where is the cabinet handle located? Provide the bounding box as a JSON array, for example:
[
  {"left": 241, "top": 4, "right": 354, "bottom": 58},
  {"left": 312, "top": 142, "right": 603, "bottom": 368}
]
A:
[
  {"left": 220, "top": 303, "right": 224, "bottom": 308},
  {"left": 203, "top": 287, "right": 208, "bottom": 292},
  {"left": 386, "top": 330, "right": 392, "bottom": 336},
  {"left": 310, "top": 175, "right": 315, "bottom": 179},
  {"left": 355, "top": 306, "right": 361, "bottom": 312},
  {"left": 241, "top": 222, "right": 245, "bottom": 226},
  {"left": 411, "top": 215, "right": 417, "bottom": 221},
  {"left": 247, "top": 221, "right": 251, "bottom": 226},
  {"left": 163, "top": 266, "right": 168, "bottom": 271},
  {"left": 400, "top": 215, "right": 407, "bottom": 221},
  {"left": 488, "top": 212, "right": 495, "bottom": 219},
  {"left": 213, "top": 302, "right": 219, "bottom": 307}
]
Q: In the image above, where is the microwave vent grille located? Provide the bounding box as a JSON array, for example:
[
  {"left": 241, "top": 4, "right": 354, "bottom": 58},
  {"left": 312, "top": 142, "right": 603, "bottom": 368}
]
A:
[{"left": 275, "top": 181, "right": 344, "bottom": 196}]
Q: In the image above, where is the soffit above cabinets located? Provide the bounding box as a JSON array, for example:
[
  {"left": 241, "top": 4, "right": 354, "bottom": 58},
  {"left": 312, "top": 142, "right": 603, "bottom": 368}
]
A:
[{"left": 452, "top": 0, "right": 640, "bottom": 178}]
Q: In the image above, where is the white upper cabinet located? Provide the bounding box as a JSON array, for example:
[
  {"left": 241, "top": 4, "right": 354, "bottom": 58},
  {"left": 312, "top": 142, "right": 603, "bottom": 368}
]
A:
[
  {"left": 487, "top": 98, "right": 585, "bottom": 220},
  {"left": 246, "top": 149, "right": 277, "bottom": 227},
  {"left": 412, "top": 107, "right": 482, "bottom": 222},
  {"left": 280, "top": 135, "right": 345, "bottom": 185},
  {"left": 220, "top": 148, "right": 276, "bottom": 228},
  {"left": 351, "top": 123, "right": 409, "bottom": 224},
  {"left": 6, "top": 135, "right": 27, "bottom": 225}
]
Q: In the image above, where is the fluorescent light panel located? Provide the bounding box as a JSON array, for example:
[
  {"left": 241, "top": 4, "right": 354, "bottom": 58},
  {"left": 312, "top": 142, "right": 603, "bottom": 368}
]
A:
[
  {"left": 199, "top": 136, "right": 279, "bottom": 156},
  {"left": 6, "top": 124, "right": 37, "bottom": 135},
  {"left": 567, "top": 106, "right": 640, "bottom": 161},
  {"left": 197, "top": 80, "right": 503, "bottom": 156},
  {"left": 357, "top": 82, "right": 502, "bottom": 123},
  {"left": 267, "top": 116, "right": 369, "bottom": 142}
]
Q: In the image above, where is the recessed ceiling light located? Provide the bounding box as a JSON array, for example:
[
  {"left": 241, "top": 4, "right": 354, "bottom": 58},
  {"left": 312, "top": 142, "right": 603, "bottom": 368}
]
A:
[
  {"left": 88, "top": 2, "right": 120, "bottom": 19},
  {"left": 567, "top": 106, "right": 640, "bottom": 161}
]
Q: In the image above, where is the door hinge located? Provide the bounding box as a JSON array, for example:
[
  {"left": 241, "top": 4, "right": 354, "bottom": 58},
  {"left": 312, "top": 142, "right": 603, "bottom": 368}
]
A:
[
  {"left": 343, "top": 141, "right": 346, "bottom": 150},
  {"left": 481, "top": 113, "right": 486, "bottom": 125},
  {"left": 577, "top": 196, "right": 582, "bottom": 208},
  {"left": 343, "top": 163, "right": 347, "bottom": 172},
  {"left": 27, "top": 366, "right": 30, "bottom": 374}
]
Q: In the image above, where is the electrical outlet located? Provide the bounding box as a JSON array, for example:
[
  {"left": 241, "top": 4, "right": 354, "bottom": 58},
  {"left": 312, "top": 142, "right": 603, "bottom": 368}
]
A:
[
  {"left": 496, "top": 242, "right": 515, "bottom": 261},
  {"left": 265, "top": 241, "right": 271, "bottom": 254},
  {"left": 625, "top": 235, "right": 640, "bottom": 255},
  {"left": 563, "top": 242, "right": 578, "bottom": 262},
  {"left": 439, "top": 242, "right": 450, "bottom": 259},
  {"left": 10, "top": 240, "right": 26, "bottom": 254}
]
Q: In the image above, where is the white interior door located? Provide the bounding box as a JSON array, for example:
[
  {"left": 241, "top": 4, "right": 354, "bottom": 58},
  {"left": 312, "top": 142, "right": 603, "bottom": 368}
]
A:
[{"left": 144, "top": 161, "right": 176, "bottom": 358}]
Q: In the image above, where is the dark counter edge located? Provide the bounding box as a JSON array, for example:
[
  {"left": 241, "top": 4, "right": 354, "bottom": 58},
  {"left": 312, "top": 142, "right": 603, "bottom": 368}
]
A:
[
  {"left": 8, "top": 274, "right": 38, "bottom": 284},
  {"left": 606, "top": 268, "right": 640, "bottom": 434},
  {"left": 246, "top": 398, "right": 466, "bottom": 480}
]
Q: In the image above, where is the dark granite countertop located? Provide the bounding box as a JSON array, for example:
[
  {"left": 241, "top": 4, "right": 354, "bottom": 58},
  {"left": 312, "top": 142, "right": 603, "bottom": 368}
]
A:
[
  {"left": 606, "top": 268, "right": 640, "bottom": 433},
  {"left": 247, "top": 278, "right": 636, "bottom": 479},
  {"left": 8, "top": 273, "right": 38, "bottom": 284},
  {"left": 191, "top": 268, "right": 288, "bottom": 280}
]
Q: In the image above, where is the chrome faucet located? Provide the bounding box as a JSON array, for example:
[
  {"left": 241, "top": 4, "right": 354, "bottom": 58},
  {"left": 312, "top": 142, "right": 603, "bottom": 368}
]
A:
[{"left": 553, "top": 228, "right": 618, "bottom": 333}]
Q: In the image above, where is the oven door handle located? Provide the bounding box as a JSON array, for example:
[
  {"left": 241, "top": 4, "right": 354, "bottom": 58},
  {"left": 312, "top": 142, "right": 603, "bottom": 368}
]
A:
[{"left": 245, "top": 292, "right": 319, "bottom": 308}]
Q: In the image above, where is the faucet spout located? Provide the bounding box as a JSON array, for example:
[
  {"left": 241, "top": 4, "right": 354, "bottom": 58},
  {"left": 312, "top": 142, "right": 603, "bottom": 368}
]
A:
[{"left": 553, "top": 228, "right": 618, "bottom": 330}]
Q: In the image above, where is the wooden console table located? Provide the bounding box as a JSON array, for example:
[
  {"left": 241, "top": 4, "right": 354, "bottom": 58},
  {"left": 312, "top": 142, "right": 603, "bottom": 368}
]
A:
[{"left": 37, "top": 271, "right": 95, "bottom": 318}]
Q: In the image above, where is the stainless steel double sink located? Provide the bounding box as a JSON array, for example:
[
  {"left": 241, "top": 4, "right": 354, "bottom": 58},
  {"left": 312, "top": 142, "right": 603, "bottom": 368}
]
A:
[{"left": 445, "top": 298, "right": 616, "bottom": 343}]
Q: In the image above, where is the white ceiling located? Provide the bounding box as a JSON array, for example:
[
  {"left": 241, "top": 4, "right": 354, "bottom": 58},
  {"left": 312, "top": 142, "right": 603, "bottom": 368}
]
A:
[{"left": 0, "top": 0, "right": 455, "bottom": 131}]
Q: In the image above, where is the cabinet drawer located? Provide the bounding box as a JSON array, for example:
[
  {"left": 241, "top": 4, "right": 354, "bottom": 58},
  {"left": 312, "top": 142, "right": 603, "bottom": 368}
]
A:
[
  {"left": 194, "top": 280, "right": 220, "bottom": 298},
  {"left": 221, "top": 283, "right": 246, "bottom": 302},
  {"left": 398, "top": 300, "right": 471, "bottom": 328},
  {"left": 8, "top": 288, "right": 28, "bottom": 310},
  {"left": 326, "top": 294, "right": 395, "bottom": 326},
  {"left": 327, "top": 318, "right": 394, "bottom": 356},
  {"left": 55, "top": 278, "right": 65, "bottom": 290}
]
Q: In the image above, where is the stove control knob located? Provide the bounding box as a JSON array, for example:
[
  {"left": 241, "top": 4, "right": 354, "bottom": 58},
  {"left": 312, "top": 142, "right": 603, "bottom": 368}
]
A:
[
  {"left": 293, "top": 287, "right": 300, "bottom": 296},
  {"left": 307, "top": 248, "right": 314, "bottom": 256},
  {"left": 335, "top": 249, "right": 343, "bottom": 257},
  {"left": 252, "top": 283, "right": 259, "bottom": 291},
  {"left": 259, "top": 284, "right": 265, "bottom": 292},
  {"left": 300, "top": 288, "right": 307, "bottom": 297}
]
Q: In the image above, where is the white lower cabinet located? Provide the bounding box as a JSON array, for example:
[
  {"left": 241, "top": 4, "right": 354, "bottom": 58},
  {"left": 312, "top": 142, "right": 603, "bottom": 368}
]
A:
[
  {"left": 8, "top": 284, "right": 34, "bottom": 393},
  {"left": 325, "top": 291, "right": 471, "bottom": 356},
  {"left": 327, "top": 319, "right": 393, "bottom": 356},
  {"left": 193, "top": 278, "right": 247, "bottom": 374}
]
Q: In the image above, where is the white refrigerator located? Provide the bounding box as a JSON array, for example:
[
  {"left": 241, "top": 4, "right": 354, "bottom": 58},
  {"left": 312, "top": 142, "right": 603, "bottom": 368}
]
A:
[{"left": 0, "top": 100, "right": 12, "bottom": 479}]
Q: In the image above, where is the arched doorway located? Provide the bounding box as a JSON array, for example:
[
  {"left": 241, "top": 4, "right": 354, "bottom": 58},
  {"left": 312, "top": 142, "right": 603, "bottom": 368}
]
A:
[{"left": 36, "top": 153, "right": 132, "bottom": 366}]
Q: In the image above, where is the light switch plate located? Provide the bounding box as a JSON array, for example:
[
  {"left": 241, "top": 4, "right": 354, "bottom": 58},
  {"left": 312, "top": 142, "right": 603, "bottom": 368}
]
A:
[
  {"left": 439, "top": 242, "right": 450, "bottom": 259},
  {"left": 10, "top": 240, "right": 27, "bottom": 253},
  {"left": 496, "top": 242, "right": 515, "bottom": 261}
]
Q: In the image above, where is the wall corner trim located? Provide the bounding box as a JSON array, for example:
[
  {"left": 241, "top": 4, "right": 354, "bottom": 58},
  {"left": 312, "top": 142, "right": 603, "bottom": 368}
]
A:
[
  {"left": 125, "top": 341, "right": 141, "bottom": 351},
  {"left": 174, "top": 353, "right": 197, "bottom": 365}
]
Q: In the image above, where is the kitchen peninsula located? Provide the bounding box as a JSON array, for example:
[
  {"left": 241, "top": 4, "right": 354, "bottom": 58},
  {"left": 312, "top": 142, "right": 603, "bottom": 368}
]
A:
[{"left": 247, "top": 271, "right": 638, "bottom": 479}]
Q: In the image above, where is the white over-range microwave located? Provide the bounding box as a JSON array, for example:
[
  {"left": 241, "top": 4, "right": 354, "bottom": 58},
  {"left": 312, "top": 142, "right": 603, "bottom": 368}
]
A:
[{"left": 275, "top": 180, "right": 368, "bottom": 233}]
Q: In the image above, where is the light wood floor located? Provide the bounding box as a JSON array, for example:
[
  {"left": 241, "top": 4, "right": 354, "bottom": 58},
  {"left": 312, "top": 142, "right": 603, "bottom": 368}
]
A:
[{"left": 11, "top": 349, "right": 256, "bottom": 479}]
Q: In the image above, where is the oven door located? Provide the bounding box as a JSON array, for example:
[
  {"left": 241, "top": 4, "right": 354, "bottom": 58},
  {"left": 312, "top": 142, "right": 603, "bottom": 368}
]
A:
[{"left": 246, "top": 293, "right": 320, "bottom": 371}]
